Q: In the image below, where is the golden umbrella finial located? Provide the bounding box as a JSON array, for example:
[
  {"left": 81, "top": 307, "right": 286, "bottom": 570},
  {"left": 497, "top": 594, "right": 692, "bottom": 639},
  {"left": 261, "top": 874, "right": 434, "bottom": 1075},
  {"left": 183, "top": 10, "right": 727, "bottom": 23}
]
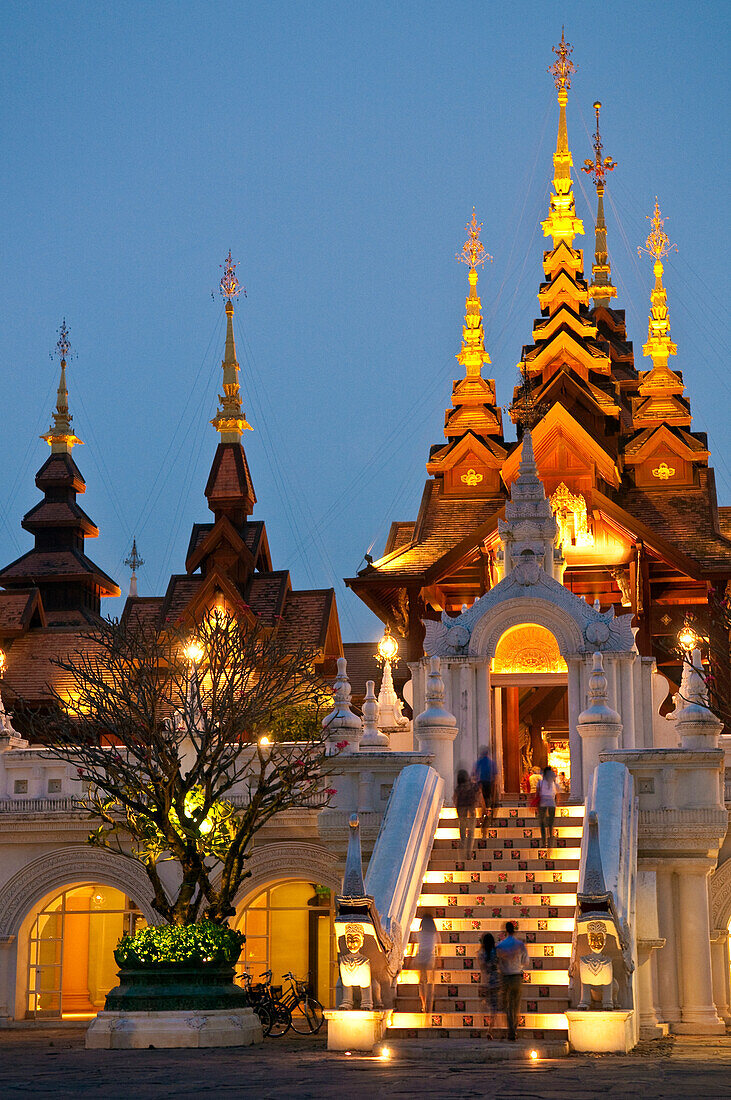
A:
[
  {"left": 456, "top": 209, "right": 492, "bottom": 270},
  {"left": 219, "top": 249, "right": 245, "bottom": 300},
  {"left": 548, "top": 28, "right": 577, "bottom": 91},
  {"left": 582, "top": 102, "right": 617, "bottom": 188},
  {"left": 639, "top": 199, "right": 678, "bottom": 263}
]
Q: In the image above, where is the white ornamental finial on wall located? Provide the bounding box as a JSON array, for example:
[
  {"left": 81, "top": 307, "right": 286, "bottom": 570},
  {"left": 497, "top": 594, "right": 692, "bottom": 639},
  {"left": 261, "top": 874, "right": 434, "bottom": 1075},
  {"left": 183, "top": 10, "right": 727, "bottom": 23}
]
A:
[
  {"left": 414, "top": 657, "right": 458, "bottom": 795},
  {"left": 361, "top": 679, "right": 388, "bottom": 747},
  {"left": 322, "top": 657, "right": 362, "bottom": 753}
]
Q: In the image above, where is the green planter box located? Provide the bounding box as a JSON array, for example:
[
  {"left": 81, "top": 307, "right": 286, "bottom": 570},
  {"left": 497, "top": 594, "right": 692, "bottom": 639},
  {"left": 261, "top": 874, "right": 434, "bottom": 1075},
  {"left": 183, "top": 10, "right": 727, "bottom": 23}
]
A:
[{"left": 104, "top": 963, "right": 250, "bottom": 1013}]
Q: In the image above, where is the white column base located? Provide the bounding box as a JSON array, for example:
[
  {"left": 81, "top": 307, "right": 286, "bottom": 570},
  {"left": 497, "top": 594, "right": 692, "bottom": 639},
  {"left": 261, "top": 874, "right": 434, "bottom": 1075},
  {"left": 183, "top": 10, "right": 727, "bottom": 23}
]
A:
[
  {"left": 324, "top": 1008, "right": 392, "bottom": 1051},
  {"left": 672, "top": 1010, "right": 725, "bottom": 1036},
  {"left": 640, "top": 1021, "right": 669, "bottom": 1039},
  {"left": 566, "top": 1009, "right": 636, "bottom": 1053},
  {"left": 85, "top": 1008, "right": 263, "bottom": 1049}
]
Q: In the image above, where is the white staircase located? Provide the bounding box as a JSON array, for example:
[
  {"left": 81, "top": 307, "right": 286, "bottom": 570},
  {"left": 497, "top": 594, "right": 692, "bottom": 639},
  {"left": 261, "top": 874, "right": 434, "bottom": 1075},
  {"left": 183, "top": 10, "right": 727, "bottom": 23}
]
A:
[{"left": 389, "top": 802, "right": 584, "bottom": 1040}]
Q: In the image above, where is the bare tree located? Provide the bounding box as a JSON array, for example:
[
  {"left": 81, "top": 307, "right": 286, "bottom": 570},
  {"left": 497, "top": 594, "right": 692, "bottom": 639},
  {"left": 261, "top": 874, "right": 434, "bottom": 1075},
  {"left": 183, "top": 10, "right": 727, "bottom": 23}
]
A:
[{"left": 15, "top": 612, "right": 338, "bottom": 926}]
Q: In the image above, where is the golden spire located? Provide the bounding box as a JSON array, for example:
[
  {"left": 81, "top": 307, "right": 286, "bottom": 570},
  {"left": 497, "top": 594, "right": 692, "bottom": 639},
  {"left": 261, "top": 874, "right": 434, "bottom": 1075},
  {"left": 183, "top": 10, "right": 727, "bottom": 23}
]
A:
[
  {"left": 542, "top": 29, "right": 583, "bottom": 248},
  {"left": 211, "top": 250, "right": 253, "bottom": 442},
  {"left": 582, "top": 101, "right": 617, "bottom": 304},
  {"left": 638, "top": 199, "right": 678, "bottom": 369},
  {"left": 455, "top": 209, "right": 492, "bottom": 378},
  {"left": 41, "top": 320, "right": 82, "bottom": 454}
]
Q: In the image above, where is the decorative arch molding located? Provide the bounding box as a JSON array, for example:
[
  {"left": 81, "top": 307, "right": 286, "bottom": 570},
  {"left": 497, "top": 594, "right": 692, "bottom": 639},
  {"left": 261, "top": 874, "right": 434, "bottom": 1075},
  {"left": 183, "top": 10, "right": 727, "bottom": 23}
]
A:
[
  {"left": 0, "top": 847, "right": 159, "bottom": 937},
  {"left": 469, "top": 597, "right": 585, "bottom": 660},
  {"left": 424, "top": 567, "right": 635, "bottom": 660},
  {"left": 229, "top": 842, "right": 340, "bottom": 912},
  {"left": 710, "top": 856, "right": 731, "bottom": 931}
]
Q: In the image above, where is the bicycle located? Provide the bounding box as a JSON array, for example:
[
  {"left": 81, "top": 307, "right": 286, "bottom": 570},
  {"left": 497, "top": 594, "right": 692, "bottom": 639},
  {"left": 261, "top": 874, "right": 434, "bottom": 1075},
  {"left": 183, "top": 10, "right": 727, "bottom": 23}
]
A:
[
  {"left": 279, "top": 971, "right": 325, "bottom": 1034},
  {"left": 241, "top": 970, "right": 291, "bottom": 1037}
]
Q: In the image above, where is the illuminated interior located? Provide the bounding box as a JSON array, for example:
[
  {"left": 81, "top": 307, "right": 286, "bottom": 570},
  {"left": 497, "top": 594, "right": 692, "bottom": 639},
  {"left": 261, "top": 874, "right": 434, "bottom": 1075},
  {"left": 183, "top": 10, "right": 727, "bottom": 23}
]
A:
[
  {"left": 492, "top": 623, "right": 567, "bottom": 674},
  {"left": 25, "top": 884, "right": 144, "bottom": 1019},
  {"left": 235, "top": 881, "right": 334, "bottom": 1007}
]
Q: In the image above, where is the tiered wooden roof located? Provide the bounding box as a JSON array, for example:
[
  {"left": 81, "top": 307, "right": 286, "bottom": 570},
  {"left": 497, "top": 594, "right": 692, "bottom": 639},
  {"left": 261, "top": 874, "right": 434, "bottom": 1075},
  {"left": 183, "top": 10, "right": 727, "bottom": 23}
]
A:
[
  {"left": 0, "top": 281, "right": 342, "bottom": 707},
  {"left": 121, "top": 279, "right": 342, "bottom": 673},
  {"left": 347, "top": 61, "right": 731, "bottom": 688}
]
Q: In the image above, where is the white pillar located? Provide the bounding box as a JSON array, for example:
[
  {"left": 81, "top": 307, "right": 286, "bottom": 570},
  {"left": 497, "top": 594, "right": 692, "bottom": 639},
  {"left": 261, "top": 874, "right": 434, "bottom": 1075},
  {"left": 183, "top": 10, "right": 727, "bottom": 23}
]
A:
[
  {"left": 567, "top": 658, "right": 583, "bottom": 800},
  {"left": 576, "top": 653, "right": 622, "bottom": 794},
  {"left": 655, "top": 870, "right": 681, "bottom": 1025},
  {"left": 710, "top": 929, "right": 731, "bottom": 1026},
  {"left": 636, "top": 939, "right": 666, "bottom": 1037},
  {"left": 674, "top": 868, "right": 724, "bottom": 1034},
  {"left": 414, "top": 657, "right": 458, "bottom": 800}
]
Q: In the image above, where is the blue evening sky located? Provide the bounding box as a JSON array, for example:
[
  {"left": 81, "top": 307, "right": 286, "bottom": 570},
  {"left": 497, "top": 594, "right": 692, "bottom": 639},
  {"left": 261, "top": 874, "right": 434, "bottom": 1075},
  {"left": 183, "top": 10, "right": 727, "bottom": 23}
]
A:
[{"left": 0, "top": 1, "right": 727, "bottom": 641}]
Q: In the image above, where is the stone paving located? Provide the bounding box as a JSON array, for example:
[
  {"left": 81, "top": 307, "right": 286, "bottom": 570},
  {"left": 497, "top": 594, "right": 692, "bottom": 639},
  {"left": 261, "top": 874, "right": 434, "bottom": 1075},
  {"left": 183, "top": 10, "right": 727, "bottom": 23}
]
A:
[{"left": 0, "top": 1027, "right": 730, "bottom": 1099}]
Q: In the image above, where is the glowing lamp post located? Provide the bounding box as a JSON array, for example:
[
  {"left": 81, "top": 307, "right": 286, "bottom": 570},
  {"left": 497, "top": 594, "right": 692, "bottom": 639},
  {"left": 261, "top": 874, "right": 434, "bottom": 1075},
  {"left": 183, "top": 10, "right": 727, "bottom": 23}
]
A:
[
  {"left": 677, "top": 619, "right": 699, "bottom": 654},
  {"left": 376, "top": 625, "right": 399, "bottom": 666},
  {"left": 184, "top": 639, "right": 205, "bottom": 665},
  {"left": 373, "top": 625, "right": 408, "bottom": 740},
  {"left": 0, "top": 648, "right": 6, "bottom": 679}
]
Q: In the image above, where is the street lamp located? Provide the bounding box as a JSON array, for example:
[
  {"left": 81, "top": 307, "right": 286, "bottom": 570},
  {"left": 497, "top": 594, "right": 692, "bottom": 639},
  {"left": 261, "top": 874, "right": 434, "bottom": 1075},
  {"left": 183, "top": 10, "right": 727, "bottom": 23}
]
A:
[
  {"left": 183, "top": 639, "right": 205, "bottom": 664},
  {"left": 0, "top": 648, "right": 6, "bottom": 677},
  {"left": 376, "top": 625, "right": 399, "bottom": 665},
  {"left": 677, "top": 618, "right": 699, "bottom": 654}
]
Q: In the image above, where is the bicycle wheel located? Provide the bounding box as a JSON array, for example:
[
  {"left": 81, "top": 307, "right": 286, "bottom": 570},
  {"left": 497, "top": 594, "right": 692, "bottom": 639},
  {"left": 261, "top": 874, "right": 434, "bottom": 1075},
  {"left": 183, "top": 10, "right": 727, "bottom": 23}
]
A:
[
  {"left": 253, "top": 1003, "right": 271, "bottom": 1037},
  {"left": 267, "top": 1000, "right": 292, "bottom": 1037},
  {"left": 290, "top": 994, "right": 324, "bottom": 1034}
]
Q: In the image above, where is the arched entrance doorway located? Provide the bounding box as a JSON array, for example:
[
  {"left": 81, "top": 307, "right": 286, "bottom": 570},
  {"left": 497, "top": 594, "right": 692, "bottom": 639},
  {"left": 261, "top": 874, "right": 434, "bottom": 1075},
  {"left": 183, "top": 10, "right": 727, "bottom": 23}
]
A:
[
  {"left": 234, "top": 881, "right": 335, "bottom": 1007},
  {"left": 24, "top": 884, "right": 145, "bottom": 1019},
  {"left": 491, "top": 623, "right": 569, "bottom": 794}
]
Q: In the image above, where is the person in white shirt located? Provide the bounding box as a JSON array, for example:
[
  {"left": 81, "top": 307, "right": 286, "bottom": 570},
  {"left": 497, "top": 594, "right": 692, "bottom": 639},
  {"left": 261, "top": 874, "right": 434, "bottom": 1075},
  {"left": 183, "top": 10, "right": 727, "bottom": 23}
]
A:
[
  {"left": 415, "top": 911, "right": 440, "bottom": 1014},
  {"left": 496, "top": 921, "right": 530, "bottom": 1041},
  {"left": 537, "top": 765, "right": 558, "bottom": 847}
]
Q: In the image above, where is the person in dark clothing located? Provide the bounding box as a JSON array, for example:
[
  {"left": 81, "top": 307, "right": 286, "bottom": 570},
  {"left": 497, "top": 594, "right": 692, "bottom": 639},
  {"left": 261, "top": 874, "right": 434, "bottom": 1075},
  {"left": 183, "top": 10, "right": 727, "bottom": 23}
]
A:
[
  {"left": 477, "top": 931, "right": 500, "bottom": 1039},
  {"left": 473, "top": 746, "right": 497, "bottom": 834},
  {"left": 495, "top": 920, "right": 530, "bottom": 1041},
  {"left": 454, "top": 769, "right": 479, "bottom": 859}
]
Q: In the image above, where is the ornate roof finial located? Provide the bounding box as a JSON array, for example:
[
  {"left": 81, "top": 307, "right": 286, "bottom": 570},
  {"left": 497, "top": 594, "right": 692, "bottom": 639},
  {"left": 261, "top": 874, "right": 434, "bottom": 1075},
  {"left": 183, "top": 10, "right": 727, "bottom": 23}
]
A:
[
  {"left": 456, "top": 208, "right": 492, "bottom": 271},
  {"left": 582, "top": 101, "right": 617, "bottom": 304},
  {"left": 542, "top": 31, "right": 583, "bottom": 248},
  {"left": 41, "top": 319, "right": 82, "bottom": 454},
  {"left": 638, "top": 200, "right": 678, "bottom": 369},
  {"left": 219, "top": 249, "right": 245, "bottom": 301},
  {"left": 548, "top": 27, "right": 577, "bottom": 91},
  {"left": 509, "top": 356, "right": 548, "bottom": 432},
  {"left": 124, "top": 537, "right": 144, "bottom": 598},
  {"left": 211, "top": 251, "right": 253, "bottom": 442},
  {"left": 455, "top": 210, "right": 492, "bottom": 381}
]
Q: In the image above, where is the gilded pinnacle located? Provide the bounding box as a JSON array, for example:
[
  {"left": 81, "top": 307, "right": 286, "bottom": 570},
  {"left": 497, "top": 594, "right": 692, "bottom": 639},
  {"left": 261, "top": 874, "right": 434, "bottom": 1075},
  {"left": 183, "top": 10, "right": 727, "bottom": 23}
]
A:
[
  {"left": 456, "top": 211, "right": 491, "bottom": 378},
  {"left": 211, "top": 253, "right": 253, "bottom": 442},
  {"left": 639, "top": 200, "right": 678, "bottom": 367},
  {"left": 41, "top": 320, "right": 82, "bottom": 454},
  {"left": 456, "top": 209, "right": 492, "bottom": 270},
  {"left": 582, "top": 101, "right": 617, "bottom": 303},
  {"left": 548, "top": 28, "right": 577, "bottom": 92},
  {"left": 541, "top": 32, "right": 583, "bottom": 247},
  {"left": 219, "top": 249, "right": 244, "bottom": 300},
  {"left": 639, "top": 199, "right": 677, "bottom": 265},
  {"left": 582, "top": 102, "right": 617, "bottom": 189}
]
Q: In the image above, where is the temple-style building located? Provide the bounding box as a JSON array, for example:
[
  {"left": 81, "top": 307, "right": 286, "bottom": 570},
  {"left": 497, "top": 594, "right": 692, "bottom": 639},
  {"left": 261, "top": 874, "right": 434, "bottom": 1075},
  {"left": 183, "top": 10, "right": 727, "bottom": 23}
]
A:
[
  {"left": 0, "top": 33, "right": 730, "bottom": 1056},
  {"left": 120, "top": 255, "right": 342, "bottom": 669},
  {"left": 0, "top": 323, "right": 120, "bottom": 704},
  {"left": 346, "top": 50, "right": 731, "bottom": 779}
]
